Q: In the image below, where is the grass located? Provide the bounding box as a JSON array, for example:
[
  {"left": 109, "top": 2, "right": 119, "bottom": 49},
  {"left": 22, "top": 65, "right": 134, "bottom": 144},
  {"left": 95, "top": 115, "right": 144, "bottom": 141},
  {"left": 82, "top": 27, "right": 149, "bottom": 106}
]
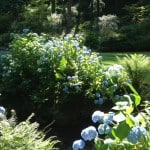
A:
[{"left": 101, "top": 52, "right": 150, "bottom": 82}]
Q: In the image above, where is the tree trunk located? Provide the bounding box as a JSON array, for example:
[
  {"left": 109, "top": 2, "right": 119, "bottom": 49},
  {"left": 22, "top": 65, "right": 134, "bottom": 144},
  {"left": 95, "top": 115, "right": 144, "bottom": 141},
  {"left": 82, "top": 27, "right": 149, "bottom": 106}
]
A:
[
  {"left": 66, "top": 0, "right": 72, "bottom": 33},
  {"left": 97, "top": 0, "right": 100, "bottom": 17},
  {"left": 51, "top": 0, "right": 56, "bottom": 13}
]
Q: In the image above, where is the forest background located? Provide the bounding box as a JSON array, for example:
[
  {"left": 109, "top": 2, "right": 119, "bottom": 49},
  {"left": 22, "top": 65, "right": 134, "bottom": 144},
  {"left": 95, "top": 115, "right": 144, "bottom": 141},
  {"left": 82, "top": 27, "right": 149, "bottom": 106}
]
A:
[{"left": 0, "top": 0, "right": 150, "bottom": 52}]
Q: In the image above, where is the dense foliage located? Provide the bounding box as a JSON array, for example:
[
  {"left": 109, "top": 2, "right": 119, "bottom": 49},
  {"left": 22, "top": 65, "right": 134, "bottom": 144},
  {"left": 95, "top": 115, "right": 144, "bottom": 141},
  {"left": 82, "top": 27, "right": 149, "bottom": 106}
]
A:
[
  {"left": 0, "top": 33, "right": 131, "bottom": 126},
  {"left": 72, "top": 93, "right": 150, "bottom": 150},
  {"left": 0, "top": 106, "right": 58, "bottom": 150},
  {"left": 0, "top": 0, "right": 149, "bottom": 52}
]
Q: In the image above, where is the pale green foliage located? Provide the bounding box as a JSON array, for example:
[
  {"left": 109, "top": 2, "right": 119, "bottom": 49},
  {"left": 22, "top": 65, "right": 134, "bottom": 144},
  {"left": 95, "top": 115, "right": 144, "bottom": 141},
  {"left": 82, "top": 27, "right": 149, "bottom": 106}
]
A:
[
  {"left": 0, "top": 114, "right": 58, "bottom": 150},
  {"left": 117, "top": 54, "right": 150, "bottom": 90}
]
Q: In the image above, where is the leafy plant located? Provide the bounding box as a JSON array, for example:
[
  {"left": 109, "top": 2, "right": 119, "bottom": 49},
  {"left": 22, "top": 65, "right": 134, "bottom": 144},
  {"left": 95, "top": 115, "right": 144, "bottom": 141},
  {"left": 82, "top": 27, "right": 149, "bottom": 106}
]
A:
[
  {"left": 0, "top": 106, "right": 58, "bottom": 150},
  {"left": 0, "top": 33, "right": 130, "bottom": 125},
  {"left": 72, "top": 85, "right": 150, "bottom": 150},
  {"left": 117, "top": 54, "right": 150, "bottom": 91}
]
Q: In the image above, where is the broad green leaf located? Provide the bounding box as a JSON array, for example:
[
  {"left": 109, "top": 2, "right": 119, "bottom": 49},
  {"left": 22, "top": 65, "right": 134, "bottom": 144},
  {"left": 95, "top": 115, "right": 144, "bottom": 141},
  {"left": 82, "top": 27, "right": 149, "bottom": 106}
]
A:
[{"left": 112, "top": 121, "right": 130, "bottom": 140}]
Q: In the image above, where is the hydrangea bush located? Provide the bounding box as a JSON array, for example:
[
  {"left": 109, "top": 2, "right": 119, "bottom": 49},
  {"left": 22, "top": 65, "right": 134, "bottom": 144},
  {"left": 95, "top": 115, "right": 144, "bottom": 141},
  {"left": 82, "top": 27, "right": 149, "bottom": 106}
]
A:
[
  {"left": 0, "top": 33, "right": 129, "bottom": 102},
  {"left": 72, "top": 88, "right": 150, "bottom": 150},
  {"left": 0, "top": 32, "right": 130, "bottom": 124}
]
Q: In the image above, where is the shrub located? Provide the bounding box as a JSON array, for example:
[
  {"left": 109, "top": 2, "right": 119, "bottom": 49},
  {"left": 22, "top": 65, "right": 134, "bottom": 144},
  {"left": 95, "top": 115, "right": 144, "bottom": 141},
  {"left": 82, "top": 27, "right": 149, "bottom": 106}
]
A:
[
  {"left": 0, "top": 33, "right": 130, "bottom": 125},
  {"left": 0, "top": 107, "right": 58, "bottom": 150},
  {"left": 117, "top": 54, "right": 150, "bottom": 91}
]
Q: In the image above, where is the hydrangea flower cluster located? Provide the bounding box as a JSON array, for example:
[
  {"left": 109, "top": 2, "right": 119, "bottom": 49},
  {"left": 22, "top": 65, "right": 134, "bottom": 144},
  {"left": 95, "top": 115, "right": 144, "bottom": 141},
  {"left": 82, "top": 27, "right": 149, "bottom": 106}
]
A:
[
  {"left": 127, "top": 126, "right": 147, "bottom": 144},
  {"left": 72, "top": 139, "right": 85, "bottom": 150},
  {"left": 72, "top": 110, "right": 115, "bottom": 149},
  {"left": 81, "top": 126, "right": 98, "bottom": 141},
  {"left": 106, "top": 64, "right": 124, "bottom": 77},
  {"left": 92, "top": 110, "right": 114, "bottom": 125},
  {"left": 98, "top": 124, "right": 112, "bottom": 135},
  {"left": 94, "top": 93, "right": 103, "bottom": 105},
  {"left": 72, "top": 126, "right": 98, "bottom": 150},
  {"left": 0, "top": 106, "right": 5, "bottom": 114}
]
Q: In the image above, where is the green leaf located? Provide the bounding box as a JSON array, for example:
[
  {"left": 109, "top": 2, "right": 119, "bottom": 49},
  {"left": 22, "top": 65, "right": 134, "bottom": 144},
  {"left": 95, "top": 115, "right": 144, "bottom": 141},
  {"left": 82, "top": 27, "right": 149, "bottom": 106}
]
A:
[
  {"left": 125, "top": 105, "right": 134, "bottom": 114},
  {"left": 126, "top": 116, "right": 134, "bottom": 127},
  {"left": 125, "top": 82, "right": 138, "bottom": 95},
  {"left": 130, "top": 94, "right": 141, "bottom": 107},
  {"left": 95, "top": 138, "right": 102, "bottom": 150},
  {"left": 55, "top": 73, "right": 63, "bottom": 79},
  {"left": 126, "top": 114, "right": 139, "bottom": 127},
  {"left": 112, "top": 121, "right": 130, "bottom": 140},
  {"left": 57, "top": 56, "right": 67, "bottom": 71},
  {"left": 125, "top": 82, "right": 141, "bottom": 106}
]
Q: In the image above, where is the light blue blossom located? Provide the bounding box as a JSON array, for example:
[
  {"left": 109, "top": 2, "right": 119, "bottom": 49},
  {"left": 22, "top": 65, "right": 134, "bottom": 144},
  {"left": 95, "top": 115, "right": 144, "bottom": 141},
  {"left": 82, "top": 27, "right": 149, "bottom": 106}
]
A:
[
  {"left": 127, "top": 126, "right": 147, "bottom": 144},
  {"left": 83, "top": 46, "right": 88, "bottom": 51},
  {"left": 92, "top": 111, "right": 104, "bottom": 123},
  {"left": 72, "top": 139, "right": 85, "bottom": 150},
  {"left": 98, "top": 124, "right": 112, "bottom": 135},
  {"left": 0, "top": 106, "right": 5, "bottom": 114},
  {"left": 103, "top": 112, "right": 115, "bottom": 124},
  {"left": 37, "top": 68, "right": 42, "bottom": 73},
  {"left": 128, "top": 79, "right": 132, "bottom": 84},
  {"left": 96, "top": 93, "right": 101, "bottom": 98},
  {"left": 63, "top": 85, "right": 68, "bottom": 93},
  {"left": 102, "top": 81, "right": 109, "bottom": 87},
  {"left": 73, "top": 40, "right": 79, "bottom": 47},
  {"left": 114, "top": 95, "right": 120, "bottom": 101},
  {"left": 107, "top": 64, "right": 124, "bottom": 77},
  {"left": 98, "top": 56, "right": 103, "bottom": 60},
  {"left": 83, "top": 51, "right": 91, "bottom": 56},
  {"left": 67, "top": 76, "right": 72, "bottom": 80},
  {"left": 94, "top": 98, "right": 103, "bottom": 105},
  {"left": 81, "top": 126, "right": 98, "bottom": 141},
  {"left": 22, "top": 28, "right": 30, "bottom": 34},
  {"left": 72, "top": 76, "right": 78, "bottom": 80},
  {"left": 44, "top": 41, "right": 54, "bottom": 48},
  {"left": 75, "top": 85, "right": 81, "bottom": 92}
]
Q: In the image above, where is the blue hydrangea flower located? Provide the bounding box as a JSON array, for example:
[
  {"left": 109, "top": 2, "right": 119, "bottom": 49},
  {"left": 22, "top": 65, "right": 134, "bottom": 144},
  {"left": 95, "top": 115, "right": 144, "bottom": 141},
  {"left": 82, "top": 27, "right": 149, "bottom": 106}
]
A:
[
  {"left": 114, "top": 95, "right": 120, "bottom": 101},
  {"left": 127, "top": 126, "right": 147, "bottom": 144},
  {"left": 67, "top": 76, "right": 72, "bottom": 80},
  {"left": 75, "top": 85, "right": 81, "bottom": 92},
  {"left": 98, "top": 124, "right": 112, "bottom": 135},
  {"left": 94, "top": 98, "right": 103, "bottom": 105},
  {"left": 96, "top": 93, "right": 101, "bottom": 98},
  {"left": 0, "top": 106, "right": 5, "bottom": 114},
  {"left": 102, "top": 81, "right": 109, "bottom": 87},
  {"left": 63, "top": 85, "right": 69, "bottom": 93},
  {"left": 103, "top": 112, "right": 115, "bottom": 124},
  {"left": 94, "top": 93, "right": 103, "bottom": 105},
  {"left": 44, "top": 41, "right": 54, "bottom": 48},
  {"left": 72, "top": 139, "right": 85, "bottom": 150},
  {"left": 81, "top": 126, "right": 98, "bottom": 141},
  {"left": 98, "top": 56, "right": 103, "bottom": 60},
  {"left": 22, "top": 28, "right": 30, "bottom": 34},
  {"left": 73, "top": 40, "right": 79, "bottom": 47},
  {"left": 92, "top": 111, "right": 104, "bottom": 123}
]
